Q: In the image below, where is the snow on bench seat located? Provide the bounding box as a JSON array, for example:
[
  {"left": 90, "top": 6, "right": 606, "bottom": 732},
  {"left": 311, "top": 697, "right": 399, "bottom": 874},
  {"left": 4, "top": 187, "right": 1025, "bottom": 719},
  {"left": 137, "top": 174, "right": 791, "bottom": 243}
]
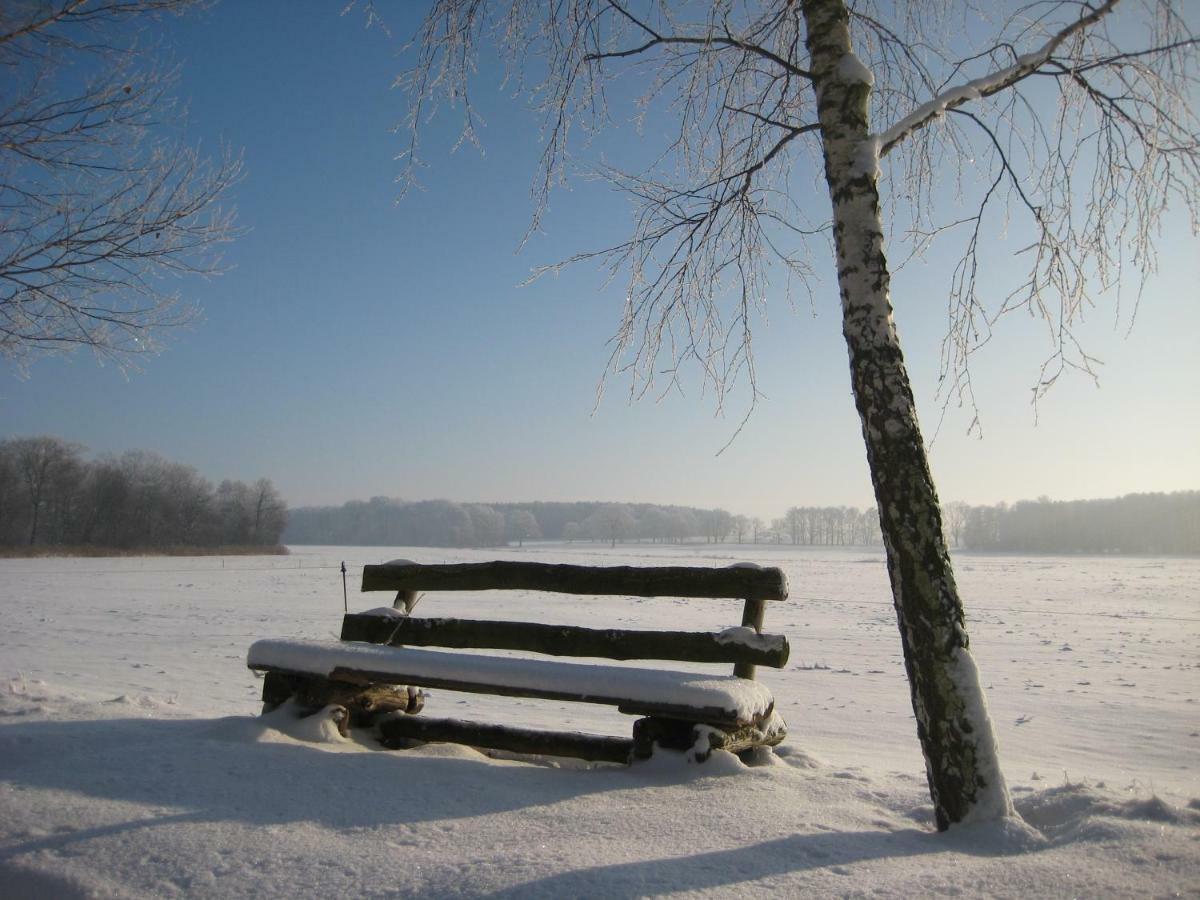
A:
[{"left": 248, "top": 638, "right": 776, "bottom": 728}]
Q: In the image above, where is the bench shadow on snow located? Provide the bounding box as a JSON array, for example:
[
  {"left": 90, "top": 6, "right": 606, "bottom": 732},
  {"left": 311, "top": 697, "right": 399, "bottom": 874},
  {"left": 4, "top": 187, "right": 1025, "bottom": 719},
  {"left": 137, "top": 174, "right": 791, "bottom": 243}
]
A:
[
  {"left": 7, "top": 708, "right": 1174, "bottom": 896},
  {"left": 0, "top": 710, "right": 956, "bottom": 873},
  {"left": 0, "top": 711, "right": 636, "bottom": 827}
]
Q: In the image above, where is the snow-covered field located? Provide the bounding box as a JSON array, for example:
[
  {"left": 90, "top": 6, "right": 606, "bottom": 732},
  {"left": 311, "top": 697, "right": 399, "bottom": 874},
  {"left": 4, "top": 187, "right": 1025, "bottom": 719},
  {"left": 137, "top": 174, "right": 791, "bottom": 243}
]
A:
[{"left": 1, "top": 543, "right": 1197, "bottom": 897}]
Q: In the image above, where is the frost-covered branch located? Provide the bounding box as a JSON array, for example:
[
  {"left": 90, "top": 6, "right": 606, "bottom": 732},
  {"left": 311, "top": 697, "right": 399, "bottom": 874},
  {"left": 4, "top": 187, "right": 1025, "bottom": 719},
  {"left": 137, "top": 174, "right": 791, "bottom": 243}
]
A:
[
  {"left": 397, "top": 0, "right": 824, "bottom": 412},
  {"left": 874, "top": 0, "right": 1119, "bottom": 157},
  {"left": 584, "top": 0, "right": 813, "bottom": 79},
  {"left": 393, "top": 0, "right": 1198, "bottom": 425},
  {"left": 869, "top": 0, "right": 1198, "bottom": 416},
  {"left": 0, "top": 0, "right": 240, "bottom": 372}
]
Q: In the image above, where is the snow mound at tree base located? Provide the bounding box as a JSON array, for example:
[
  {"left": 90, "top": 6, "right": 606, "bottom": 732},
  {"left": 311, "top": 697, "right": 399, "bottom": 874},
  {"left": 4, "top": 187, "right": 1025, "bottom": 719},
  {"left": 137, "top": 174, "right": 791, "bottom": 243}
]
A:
[{"left": 1017, "top": 782, "right": 1200, "bottom": 837}]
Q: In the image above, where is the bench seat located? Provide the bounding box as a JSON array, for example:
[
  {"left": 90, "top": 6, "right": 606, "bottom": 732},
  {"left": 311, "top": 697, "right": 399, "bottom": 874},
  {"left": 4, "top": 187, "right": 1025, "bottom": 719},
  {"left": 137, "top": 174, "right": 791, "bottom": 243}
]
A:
[{"left": 248, "top": 638, "right": 776, "bottom": 728}]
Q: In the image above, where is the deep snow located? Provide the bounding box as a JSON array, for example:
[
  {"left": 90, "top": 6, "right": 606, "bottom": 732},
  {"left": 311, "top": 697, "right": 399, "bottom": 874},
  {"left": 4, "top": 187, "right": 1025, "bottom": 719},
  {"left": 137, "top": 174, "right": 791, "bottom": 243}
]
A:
[{"left": 1, "top": 543, "right": 1197, "bottom": 897}]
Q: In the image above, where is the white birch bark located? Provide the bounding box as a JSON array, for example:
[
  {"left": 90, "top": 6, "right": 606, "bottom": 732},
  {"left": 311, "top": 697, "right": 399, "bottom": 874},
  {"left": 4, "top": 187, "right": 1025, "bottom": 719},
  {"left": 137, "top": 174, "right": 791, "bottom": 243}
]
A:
[{"left": 800, "top": 0, "right": 1013, "bottom": 830}]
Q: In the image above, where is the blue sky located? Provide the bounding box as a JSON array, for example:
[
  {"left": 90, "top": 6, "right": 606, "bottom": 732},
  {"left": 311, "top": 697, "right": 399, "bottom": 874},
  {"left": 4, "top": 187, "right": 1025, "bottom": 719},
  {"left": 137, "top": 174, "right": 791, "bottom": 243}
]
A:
[{"left": 2, "top": 2, "right": 1197, "bottom": 520}]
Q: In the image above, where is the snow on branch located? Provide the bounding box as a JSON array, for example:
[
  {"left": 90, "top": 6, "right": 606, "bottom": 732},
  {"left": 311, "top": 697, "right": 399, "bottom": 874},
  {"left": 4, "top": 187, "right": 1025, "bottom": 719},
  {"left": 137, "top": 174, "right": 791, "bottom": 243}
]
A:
[{"left": 874, "top": 0, "right": 1119, "bottom": 157}]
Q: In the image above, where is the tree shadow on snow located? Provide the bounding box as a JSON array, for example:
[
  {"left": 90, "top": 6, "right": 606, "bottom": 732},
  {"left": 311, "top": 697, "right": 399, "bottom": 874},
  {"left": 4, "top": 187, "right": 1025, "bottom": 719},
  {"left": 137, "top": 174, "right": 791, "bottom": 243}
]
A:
[{"left": 478, "top": 830, "right": 945, "bottom": 899}]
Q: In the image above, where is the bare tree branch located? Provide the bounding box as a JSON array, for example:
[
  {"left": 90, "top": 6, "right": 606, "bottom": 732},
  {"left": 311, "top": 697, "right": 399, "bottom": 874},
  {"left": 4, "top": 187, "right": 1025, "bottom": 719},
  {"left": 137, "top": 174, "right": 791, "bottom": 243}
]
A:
[
  {"left": 585, "top": 0, "right": 813, "bottom": 79},
  {"left": 872, "top": 0, "right": 1198, "bottom": 418},
  {"left": 393, "top": 0, "right": 1197, "bottom": 427},
  {"left": 875, "top": 0, "right": 1121, "bottom": 156},
  {"left": 0, "top": 0, "right": 240, "bottom": 372},
  {"left": 390, "top": 1, "right": 825, "bottom": 412}
]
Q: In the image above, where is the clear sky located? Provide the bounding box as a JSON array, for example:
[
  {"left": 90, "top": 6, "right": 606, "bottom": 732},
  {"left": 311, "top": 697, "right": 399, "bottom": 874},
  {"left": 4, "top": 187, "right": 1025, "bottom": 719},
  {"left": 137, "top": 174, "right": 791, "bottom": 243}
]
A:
[{"left": 3, "top": 3, "right": 1197, "bottom": 521}]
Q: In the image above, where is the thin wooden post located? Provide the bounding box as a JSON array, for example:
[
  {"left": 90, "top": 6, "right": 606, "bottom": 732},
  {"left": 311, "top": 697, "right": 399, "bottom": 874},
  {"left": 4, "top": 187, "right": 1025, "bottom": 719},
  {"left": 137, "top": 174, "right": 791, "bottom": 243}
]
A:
[
  {"left": 393, "top": 589, "right": 419, "bottom": 613},
  {"left": 733, "top": 596, "right": 767, "bottom": 680}
]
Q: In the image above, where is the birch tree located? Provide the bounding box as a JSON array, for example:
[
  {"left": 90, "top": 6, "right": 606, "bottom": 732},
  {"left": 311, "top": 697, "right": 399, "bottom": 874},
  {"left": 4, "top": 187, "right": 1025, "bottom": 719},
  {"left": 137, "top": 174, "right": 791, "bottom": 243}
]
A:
[{"left": 392, "top": 0, "right": 1198, "bottom": 829}]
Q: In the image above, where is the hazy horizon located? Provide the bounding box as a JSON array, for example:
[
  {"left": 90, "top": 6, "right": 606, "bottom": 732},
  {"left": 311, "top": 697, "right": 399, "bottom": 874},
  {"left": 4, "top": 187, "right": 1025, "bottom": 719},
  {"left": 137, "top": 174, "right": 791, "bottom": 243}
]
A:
[
  {"left": 285, "top": 486, "right": 1198, "bottom": 520},
  {"left": 5, "top": 428, "right": 1196, "bottom": 523}
]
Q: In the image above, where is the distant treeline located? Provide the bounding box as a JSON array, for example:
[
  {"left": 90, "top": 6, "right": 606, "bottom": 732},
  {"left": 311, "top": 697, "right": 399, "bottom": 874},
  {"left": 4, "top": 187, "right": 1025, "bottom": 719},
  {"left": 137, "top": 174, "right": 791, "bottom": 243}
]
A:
[
  {"left": 287, "top": 491, "right": 1199, "bottom": 555},
  {"left": 770, "top": 506, "right": 883, "bottom": 546},
  {"left": 0, "top": 436, "right": 287, "bottom": 550},
  {"left": 946, "top": 492, "right": 1199, "bottom": 555},
  {"left": 285, "top": 498, "right": 766, "bottom": 547}
]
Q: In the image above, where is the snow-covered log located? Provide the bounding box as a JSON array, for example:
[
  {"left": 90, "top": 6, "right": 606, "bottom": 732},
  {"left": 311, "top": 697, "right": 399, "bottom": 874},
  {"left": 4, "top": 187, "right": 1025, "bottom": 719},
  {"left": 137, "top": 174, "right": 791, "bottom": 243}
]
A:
[
  {"left": 632, "top": 713, "right": 789, "bottom": 763},
  {"left": 340, "top": 613, "right": 790, "bottom": 669},
  {"left": 249, "top": 638, "right": 778, "bottom": 728},
  {"left": 362, "top": 560, "right": 788, "bottom": 602},
  {"left": 261, "top": 671, "right": 422, "bottom": 726},
  {"left": 378, "top": 715, "right": 635, "bottom": 764}
]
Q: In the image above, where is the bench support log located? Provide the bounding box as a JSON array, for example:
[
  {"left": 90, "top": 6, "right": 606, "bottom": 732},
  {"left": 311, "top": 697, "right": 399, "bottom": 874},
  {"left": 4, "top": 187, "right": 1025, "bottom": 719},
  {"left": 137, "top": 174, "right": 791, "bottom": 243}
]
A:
[
  {"left": 262, "top": 672, "right": 423, "bottom": 726},
  {"left": 733, "top": 597, "right": 768, "bottom": 680},
  {"left": 378, "top": 715, "right": 634, "bottom": 764},
  {"left": 632, "top": 715, "right": 788, "bottom": 763}
]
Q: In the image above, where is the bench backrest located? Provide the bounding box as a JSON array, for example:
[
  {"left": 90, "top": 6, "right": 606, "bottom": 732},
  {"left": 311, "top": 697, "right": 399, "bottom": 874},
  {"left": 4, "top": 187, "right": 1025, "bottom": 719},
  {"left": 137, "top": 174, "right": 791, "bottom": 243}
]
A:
[{"left": 346, "top": 560, "right": 789, "bottom": 680}]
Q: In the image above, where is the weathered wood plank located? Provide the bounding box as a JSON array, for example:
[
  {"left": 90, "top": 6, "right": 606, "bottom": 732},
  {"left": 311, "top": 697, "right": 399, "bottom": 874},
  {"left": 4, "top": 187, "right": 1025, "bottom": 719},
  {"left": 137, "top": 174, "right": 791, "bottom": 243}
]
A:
[
  {"left": 251, "top": 663, "right": 767, "bottom": 729},
  {"left": 377, "top": 715, "right": 634, "bottom": 764},
  {"left": 340, "top": 614, "right": 790, "bottom": 669},
  {"left": 361, "top": 561, "right": 788, "bottom": 601}
]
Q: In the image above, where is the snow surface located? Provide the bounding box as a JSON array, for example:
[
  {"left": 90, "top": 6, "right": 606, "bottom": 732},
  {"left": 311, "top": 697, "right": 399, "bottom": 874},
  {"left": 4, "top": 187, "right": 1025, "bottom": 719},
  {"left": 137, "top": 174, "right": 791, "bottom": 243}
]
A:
[
  {"left": 247, "top": 638, "right": 777, "bottom": 724},
  {"left": 2, "top": 543, "right": 1198, "bottom": 897}
]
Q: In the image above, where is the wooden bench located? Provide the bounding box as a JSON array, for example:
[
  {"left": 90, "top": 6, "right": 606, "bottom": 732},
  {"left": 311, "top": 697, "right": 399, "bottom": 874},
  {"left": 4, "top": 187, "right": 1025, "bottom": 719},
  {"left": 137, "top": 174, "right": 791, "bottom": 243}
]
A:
[{"left": 247, "top": 559, "right": 790, "bottom": 764}]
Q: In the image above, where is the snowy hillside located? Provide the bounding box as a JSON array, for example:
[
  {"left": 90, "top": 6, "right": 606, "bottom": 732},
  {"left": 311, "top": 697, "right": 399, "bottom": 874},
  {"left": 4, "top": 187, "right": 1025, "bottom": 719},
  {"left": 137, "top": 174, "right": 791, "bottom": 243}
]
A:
[{"left": 2, "top": 544, "right": 1197, "bottom": 897}]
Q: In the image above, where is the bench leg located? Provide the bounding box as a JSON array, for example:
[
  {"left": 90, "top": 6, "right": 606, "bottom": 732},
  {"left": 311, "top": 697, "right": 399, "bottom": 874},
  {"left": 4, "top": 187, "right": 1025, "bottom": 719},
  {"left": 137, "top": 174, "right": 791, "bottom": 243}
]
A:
[
  {"left": 632, "top": 715, "right": 787, "bottom": 763},
  {"left": 261, "top": 672, "right": 422, "bottom": 727}
]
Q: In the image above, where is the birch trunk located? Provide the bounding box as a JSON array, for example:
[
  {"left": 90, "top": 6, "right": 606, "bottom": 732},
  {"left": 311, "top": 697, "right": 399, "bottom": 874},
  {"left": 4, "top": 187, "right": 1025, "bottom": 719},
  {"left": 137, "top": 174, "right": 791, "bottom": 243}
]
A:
[{"left": 801, "top": 0, "right": 1013, "bottom": 830}]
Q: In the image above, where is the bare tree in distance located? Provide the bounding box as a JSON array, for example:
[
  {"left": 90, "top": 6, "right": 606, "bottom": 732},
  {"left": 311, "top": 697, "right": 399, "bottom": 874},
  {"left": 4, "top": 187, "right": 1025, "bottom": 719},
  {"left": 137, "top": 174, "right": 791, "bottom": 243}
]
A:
[
  {"left": 9, "top": 435, "right": 82, "bottom": 544},
  {"left": 506, "top": 508, "right": 541, "bottom": 546},
  {"left": 0, "top": 0, "right": 241, "bottom": 372},
  {"left": 387, "top": 0, "right": 1198, "bottom": 829}
]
